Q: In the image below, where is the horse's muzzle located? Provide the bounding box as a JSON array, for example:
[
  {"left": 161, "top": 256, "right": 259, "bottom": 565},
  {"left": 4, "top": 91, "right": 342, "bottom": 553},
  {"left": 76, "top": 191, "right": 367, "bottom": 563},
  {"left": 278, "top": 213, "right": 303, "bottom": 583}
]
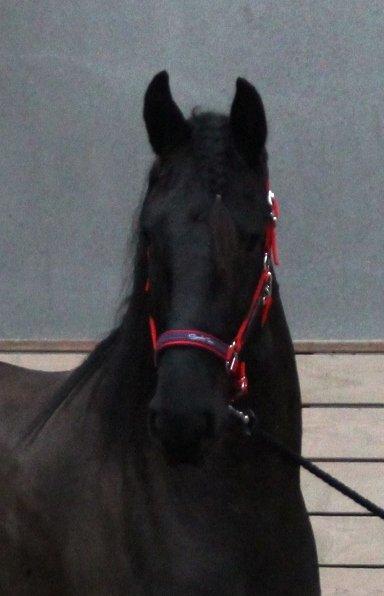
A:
[{"left": 148, "top": 405, "right": 215, "bottom": 465}]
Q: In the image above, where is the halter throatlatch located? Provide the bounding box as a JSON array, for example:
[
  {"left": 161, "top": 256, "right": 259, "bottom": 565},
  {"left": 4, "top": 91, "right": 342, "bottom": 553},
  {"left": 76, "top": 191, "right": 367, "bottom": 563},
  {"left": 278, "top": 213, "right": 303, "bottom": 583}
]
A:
[{"left": 146, "top": 189, "right": 280, "bottom": 401}]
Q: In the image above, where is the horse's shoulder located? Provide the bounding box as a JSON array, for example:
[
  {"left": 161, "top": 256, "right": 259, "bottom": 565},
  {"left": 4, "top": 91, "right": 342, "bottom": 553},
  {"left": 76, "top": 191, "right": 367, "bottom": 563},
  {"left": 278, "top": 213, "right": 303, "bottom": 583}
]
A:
[
  {"left": 0, "top": 361, "right": 71, "bottom": 445},
  {"left": 0, "top": 360, "right": 70, "bottom": 390}
]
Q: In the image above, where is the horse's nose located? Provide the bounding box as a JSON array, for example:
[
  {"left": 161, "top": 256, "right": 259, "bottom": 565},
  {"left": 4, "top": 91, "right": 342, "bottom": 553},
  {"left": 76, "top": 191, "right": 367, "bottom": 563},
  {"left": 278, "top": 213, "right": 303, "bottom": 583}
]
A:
[{"left": 148, "top": 406, "right": 215, "bottom": 464}]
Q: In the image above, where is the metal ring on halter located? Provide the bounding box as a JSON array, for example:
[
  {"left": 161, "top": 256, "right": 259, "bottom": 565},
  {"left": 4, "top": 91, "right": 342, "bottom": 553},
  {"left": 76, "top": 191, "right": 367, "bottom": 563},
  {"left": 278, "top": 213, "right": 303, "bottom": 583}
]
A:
[
  {"left": 228, "top": 405, "right": 258, "bottom": 436},
  {"left": 262, "top": 271, "right": 273, "bottom": 304}
]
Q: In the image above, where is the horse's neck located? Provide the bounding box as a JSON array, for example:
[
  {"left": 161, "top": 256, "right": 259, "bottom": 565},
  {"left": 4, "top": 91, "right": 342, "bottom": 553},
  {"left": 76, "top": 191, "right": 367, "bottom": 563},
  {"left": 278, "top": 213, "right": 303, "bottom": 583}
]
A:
[{"left": 246, "top": 286, "right": 302, "bottom": 452}]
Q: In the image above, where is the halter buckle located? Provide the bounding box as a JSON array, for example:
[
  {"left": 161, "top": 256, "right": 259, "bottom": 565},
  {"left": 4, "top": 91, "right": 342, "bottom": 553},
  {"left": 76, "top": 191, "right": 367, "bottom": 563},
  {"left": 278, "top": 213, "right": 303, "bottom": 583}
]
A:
[
  {"left": 226, "top": 342, "right": 239, "bottom": 374},
  {"left": 268, "top": 190, "right": 279, "bottom": 223}
]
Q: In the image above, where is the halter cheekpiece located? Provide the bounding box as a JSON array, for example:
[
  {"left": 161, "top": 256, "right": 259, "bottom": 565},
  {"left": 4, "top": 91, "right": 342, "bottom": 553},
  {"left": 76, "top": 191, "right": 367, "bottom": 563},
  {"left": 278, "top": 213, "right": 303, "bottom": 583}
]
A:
[{"left": 146, "top": 188, "right": 280, "bottom": 401}]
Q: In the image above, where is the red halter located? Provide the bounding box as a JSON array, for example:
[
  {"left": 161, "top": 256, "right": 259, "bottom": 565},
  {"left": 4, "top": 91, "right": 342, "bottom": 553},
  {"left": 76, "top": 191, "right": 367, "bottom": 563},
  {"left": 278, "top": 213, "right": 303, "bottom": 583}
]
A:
[{"left": 146, "top": 189, "right": 280, "bottom": 401}]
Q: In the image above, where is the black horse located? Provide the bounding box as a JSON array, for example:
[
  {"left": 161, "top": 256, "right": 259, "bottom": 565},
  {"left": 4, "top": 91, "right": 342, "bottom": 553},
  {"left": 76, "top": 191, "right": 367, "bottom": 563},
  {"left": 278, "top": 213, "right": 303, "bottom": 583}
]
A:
[{"left": 0, "top": 72, "right": 320, "bottom": 594}]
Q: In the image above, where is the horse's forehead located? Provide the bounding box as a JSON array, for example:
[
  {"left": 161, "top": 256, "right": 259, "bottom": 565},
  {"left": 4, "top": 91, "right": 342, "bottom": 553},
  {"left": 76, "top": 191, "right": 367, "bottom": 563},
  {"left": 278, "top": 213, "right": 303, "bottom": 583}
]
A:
[{"left": 192, "top": 128, "right": 232, "bottom": 187}]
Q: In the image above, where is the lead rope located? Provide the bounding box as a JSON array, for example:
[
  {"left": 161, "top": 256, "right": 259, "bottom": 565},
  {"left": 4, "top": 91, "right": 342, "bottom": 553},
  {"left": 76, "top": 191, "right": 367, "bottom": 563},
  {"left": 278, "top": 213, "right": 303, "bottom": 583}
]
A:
[{"left": 228, "top": 405, "right": 384, "bottom": 520}]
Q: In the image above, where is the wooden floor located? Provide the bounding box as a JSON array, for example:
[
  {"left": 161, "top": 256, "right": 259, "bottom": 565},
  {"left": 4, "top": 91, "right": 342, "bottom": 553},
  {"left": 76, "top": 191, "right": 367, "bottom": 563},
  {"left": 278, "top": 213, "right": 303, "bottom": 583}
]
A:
[{"left": 1, "top": 352, "right": 383, "bottom": 595}]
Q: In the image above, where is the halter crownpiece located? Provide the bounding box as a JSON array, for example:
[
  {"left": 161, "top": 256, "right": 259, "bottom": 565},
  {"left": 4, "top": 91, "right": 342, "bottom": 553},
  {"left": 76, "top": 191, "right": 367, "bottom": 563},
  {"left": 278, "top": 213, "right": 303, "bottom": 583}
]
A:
[{"left": 146, "top": 187, "right": 280, "bottom": 401}]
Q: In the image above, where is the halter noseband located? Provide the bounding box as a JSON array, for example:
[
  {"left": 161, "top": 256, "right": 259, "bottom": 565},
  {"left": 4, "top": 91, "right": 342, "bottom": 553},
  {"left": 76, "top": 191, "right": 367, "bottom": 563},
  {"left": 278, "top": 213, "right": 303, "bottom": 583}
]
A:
[{"left": 146, "top": 189, "right": 280, "bottom": 401}]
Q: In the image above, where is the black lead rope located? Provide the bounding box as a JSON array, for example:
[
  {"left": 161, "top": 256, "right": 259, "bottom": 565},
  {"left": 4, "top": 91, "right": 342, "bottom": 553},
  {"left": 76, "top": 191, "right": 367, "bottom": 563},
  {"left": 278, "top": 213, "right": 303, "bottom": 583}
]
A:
[{"left": 228, "top": 406, "right": 384, "bottom": 520}]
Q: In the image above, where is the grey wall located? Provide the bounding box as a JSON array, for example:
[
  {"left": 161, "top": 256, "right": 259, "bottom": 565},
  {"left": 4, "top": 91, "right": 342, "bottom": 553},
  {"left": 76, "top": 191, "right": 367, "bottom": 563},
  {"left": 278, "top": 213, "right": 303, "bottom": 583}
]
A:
[{"left": 1, "top": 1, "right": 383, "bottom": 341}]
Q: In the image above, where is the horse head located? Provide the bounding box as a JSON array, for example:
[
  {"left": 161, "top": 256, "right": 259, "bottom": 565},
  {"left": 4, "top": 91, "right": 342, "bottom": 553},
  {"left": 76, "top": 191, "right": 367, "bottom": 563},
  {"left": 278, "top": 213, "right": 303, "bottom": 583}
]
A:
[{"left": 142, "top": 71, "right": 272, "bottom": 463}]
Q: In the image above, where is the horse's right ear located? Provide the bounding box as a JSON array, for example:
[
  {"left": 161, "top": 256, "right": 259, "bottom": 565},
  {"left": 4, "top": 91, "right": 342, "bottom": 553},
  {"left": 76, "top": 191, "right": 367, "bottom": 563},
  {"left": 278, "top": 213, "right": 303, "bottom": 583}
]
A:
[
  {"left": 230, "top": 78, "right": 267, "bottom": 165},
  {"left": 143, "top": 71, "right": 190, "bottom": 156}
]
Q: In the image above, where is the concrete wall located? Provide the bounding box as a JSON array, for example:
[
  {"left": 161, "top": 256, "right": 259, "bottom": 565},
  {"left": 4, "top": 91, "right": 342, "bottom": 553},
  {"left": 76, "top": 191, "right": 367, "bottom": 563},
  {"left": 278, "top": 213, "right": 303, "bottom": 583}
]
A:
[{"left": 1, "top": 1, "right": 383, "bottom": 341}]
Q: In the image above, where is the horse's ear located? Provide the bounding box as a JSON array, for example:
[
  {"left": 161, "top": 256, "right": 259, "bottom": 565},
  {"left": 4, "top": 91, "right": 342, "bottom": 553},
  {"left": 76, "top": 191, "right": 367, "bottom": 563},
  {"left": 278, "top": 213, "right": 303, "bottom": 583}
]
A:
[
  {"left": 230, "top": 78, "right": 267, "bottom": 164},
  {"left": 143, "top": 71, "right": 190, "bottom": 156}
]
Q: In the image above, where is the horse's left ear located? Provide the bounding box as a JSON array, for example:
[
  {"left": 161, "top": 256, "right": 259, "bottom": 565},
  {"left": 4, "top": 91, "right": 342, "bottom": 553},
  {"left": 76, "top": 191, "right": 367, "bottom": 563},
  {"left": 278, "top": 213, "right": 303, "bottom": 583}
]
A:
[
  {"left": 143, "top": 71, "right": 190, "bottom": 156},
  {"left": 230, "top": 78, "right": 267, "bottom": 164}
]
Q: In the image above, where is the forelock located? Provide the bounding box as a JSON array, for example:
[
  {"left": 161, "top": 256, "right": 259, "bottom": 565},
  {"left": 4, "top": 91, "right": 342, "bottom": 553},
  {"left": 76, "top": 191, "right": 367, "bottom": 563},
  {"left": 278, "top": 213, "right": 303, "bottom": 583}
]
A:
[{"left": 190, "top": 112, "right": 231, "bottom": 195}]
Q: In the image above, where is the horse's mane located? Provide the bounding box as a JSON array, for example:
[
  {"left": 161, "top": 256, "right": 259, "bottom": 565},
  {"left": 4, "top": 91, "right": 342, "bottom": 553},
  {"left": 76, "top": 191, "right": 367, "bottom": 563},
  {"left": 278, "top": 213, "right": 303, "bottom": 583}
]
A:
[{"left": 24, "top": 203, "right": 151, "bottom": 440}]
